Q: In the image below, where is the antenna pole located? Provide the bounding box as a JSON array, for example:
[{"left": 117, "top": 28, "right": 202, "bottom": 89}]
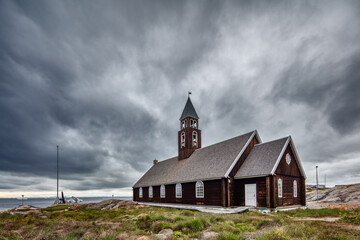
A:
[
  {"left": 316, "top": 166, "right": 318, "bottom": 201},
  {"left": 57, "top": 145, "right": 59, "bottom": 205}
]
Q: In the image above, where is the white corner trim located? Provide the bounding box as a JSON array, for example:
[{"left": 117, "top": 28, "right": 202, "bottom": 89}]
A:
[
  {"left": 289, "top": 136, "right": 307, "bottom": 179},
  {"left": 254, "top": 129, "right": 262, "bottom": 144},
  {"left": 224, "top": 131, "right": 256, "bottom": 178},
  {"left": 270, "top": 137, "right": 291, "bottom": 175}
]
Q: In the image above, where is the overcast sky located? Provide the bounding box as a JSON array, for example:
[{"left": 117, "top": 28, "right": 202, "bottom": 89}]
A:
[{"left": 1, "top": 0, "right": 359, "bottom": 198}]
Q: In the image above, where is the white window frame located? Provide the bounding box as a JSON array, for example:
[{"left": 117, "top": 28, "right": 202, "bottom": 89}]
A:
[
  {"left": 160, "top": 185, "right": 165, "bottom": 198},
  {"left": 293, "top": 180, "right": 297, "bottom": 198},
  {"left": 195, "top": 181, "right": 204, "bottom": 198},
  {"left": 139, "top": 187, "right": 143, "bottom": 198},
  {"left": 190, "top": 119, "right": 194, "bottom": 127},
  {"left": 149, "top": 186, "right": 153, "bottom": 198},
  {"left": 194, "top": 120, "right": 197, "bottom": 128},
  {"left": 176, "top": 183, "right": 182, "bottom": 198},
  {"left": 192, "top": 131, "right": 197, "bottom": 147},
  {"left": 181, "top": 132, "right": 185, "bottom": 147},
  {"left": 278, "top": 178, "right": 283, "bottom": 198}
]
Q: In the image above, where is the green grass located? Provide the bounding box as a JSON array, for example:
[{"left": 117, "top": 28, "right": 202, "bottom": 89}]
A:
[
  {"left": 1, "top": 206, "right": 360, "bottom": 239},
  {"left": 275, "top": 208, "right": 349, "bottom": 217},
  {"left": 338, "top": 210, "right": 360, "bottom": 225}
]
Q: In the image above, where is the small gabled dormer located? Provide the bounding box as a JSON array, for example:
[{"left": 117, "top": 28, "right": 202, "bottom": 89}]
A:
[{"left": 178, "top": 96, "right": 201, "bottom": 160}]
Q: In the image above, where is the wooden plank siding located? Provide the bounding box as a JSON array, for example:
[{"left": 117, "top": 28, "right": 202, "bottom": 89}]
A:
[
  {"left": 133, "top": 179, "right": 223, "bottom": 206},
  {"left": 273, "top": 175, "right": 303, "bottom": 207},
  {"left": 275, "top": 145, "right": 302, "bottom": 177},
  {"left": 273, "top": 143, "right": 306, "bottom": 207},
  {"left": 233, "top": 177, "right": 267, "bottom": 207},
  {"left": 228, "top": 136, "right": 258, "bottom": 207}
]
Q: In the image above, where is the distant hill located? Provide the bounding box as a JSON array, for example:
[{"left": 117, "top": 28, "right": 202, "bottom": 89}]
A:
[{"left": 307, "top": 183, "right": 360, "bottom": 209}]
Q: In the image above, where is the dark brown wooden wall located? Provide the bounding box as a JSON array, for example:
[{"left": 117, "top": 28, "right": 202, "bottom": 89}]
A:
[
  {"left": 273, "top": 175, "right": 304, "bottom": 207},
  {"left": 273, "top": 143, "right": 306, "bottom": 207},
  {"left": 133, "top": 179, "right": 223, "bottom": 206},
  {"left": 228, "top": 136, "right": 258, "bottom": 206},
  {"left": 275, "top": 145, "right": 302, "bottom": 177},
  {"left": 233, "top": 177, "right": 267, "bottom": 207}
]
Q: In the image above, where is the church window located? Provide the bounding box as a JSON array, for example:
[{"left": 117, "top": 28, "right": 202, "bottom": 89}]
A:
[
  {"left": 278, "top": 179, "right": 283, "bottom": 198},
  {"left": 293, "top": 180, "right": 297, "bottom": 197},
  {"left": 194, "top": 120, "right": 197, "bottom": 128},
  {"left": 139, "top": 187, "right": 143, "bottom": 198},
  {"left": 160, "top": 185, "right": 165, "bottom": 198},
  {"left": 149, "top": 186, "right": 153, "bottom": 198},
  {"left": 176, "top": 183, "right": 182, "bottom": 198},
  {"left": 181, "top": 132, "right": 185, "bottom": 147},
  {"left": 182, "top": 120, "right": 187, "bottom": 129},
  {"left": 196, "top": 181, "right": 204, "bottom": 198},
  {"left": 193, "top": 131, "right": 198, "bottom": 147},
  {"left": 286, "top": 153, "right": 291, "bottom": 165},
  {"left": 190, "top": 119, "right": 194, "bottom": 127}
]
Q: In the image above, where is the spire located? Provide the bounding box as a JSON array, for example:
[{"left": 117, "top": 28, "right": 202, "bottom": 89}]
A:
[{"left": 180, "top": 96, "right": 199, "bottom": 120}]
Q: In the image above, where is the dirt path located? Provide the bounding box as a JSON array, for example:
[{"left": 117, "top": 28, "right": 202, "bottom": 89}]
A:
[{"left": 292, "top": 217, "right": 340, "bottom": 222}]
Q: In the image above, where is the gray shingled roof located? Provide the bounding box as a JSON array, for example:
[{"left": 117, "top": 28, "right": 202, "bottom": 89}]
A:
[
  {"left": 133, "top": 131, "right": 255, "bottom": 188},
  {"left": 180, "top": 97, "right": 199, "bottom": 120},
  {"left": 234, "top": 137, "right": 289, "bottom": 178}
]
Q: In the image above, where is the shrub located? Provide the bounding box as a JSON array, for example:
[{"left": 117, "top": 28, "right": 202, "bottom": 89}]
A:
[
  {"left": 256, "top": 228, "right": 290, "bottom": 240},
  {"left": 175, "top": 219, "right": 203, "bottom": 232},
  {"left": 136, "top": 215, "right": 155, "bottom": 230},
  {"left": 181, "top": 210, "right": 194, "bottom": 216},
  {"left": 153, "top": 222, "right": 173, "bottom": 233},
  {"left": 155, "top": 214, "right": 166, "bottom": 221},
  {"left": 210, "top": 216, "right": 225, "bottom": 223},
  {"left": 173, "top": 231, "right": 182, "bottom": 237},
  {"left": 173, "top": 216, "right": 184, "bottom": 222},
  {"left": 217, "top": 231, "right": 238, "bottom": 240},
  {"left": 338, "top": 210, "right": 360, "bottom": 225}
]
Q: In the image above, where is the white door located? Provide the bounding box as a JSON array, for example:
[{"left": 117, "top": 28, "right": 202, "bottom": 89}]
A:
[{"left": 245, "top": 184, "right": 257, "bottom": 207}]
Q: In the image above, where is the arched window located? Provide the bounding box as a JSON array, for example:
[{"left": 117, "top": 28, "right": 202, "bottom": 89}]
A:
[
  {"left": 192, "top": 131, "right": 198, "bottom": 147},
  {"left": 181, "top": 132, "right": 185, "bottom": 147},
  {"left": 278, "top": 179, "right": 283, "bottom": 198},
  {"left": 160, "top": 185, "right": 165, "bottom": 198},
  {"left": 190, "top": 119, "right": 194, "bottom": 127},
  {"left": 176, "top": 183, "right": 182, "bottom": 198},
  {"left": 194, "top": 120, "right": 197, "bottom": 128},
  {"left": 293, "top": 180, "right": 297, "bottom": 198},
  {"left": 196, "top": 181, "right": 204, "bottom": 198},
  {"left": 149, "top": 186, "right": 153, "bottom": 198},
  {"left": 182, "top": 120, "right": 187, "bottom": 129},
  {"left": 139, "top": 187, "right": 143, "bottom": 198}
]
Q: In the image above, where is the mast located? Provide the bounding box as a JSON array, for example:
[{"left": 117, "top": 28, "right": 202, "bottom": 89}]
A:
[{"left": 57, "top": 145, "right": 59, "bottom": 204}]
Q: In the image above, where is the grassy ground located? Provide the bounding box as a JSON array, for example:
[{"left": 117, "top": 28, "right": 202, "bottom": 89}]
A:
[{"left": 0, "top": 205, "right": 359, "bottom": 240}]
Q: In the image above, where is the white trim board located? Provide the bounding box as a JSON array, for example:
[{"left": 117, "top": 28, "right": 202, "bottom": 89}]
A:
[
  {"left": 224, "top": 130, "right": 260, "bottom": 178},
  {"left": 270, "top": 136, "right": 306, "bottom": 179}
]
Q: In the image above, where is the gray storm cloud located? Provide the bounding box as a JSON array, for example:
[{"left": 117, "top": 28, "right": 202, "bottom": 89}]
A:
[{"left": 0, "top": 0, "right": 359, "bottom": 195}]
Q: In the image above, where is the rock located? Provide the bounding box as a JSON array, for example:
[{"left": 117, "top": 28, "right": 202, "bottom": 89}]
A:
[
  {"left": 158, "top": 228, "right": 173, "bottom": 237},
  {"left": 200, "top": 231, "right": 218, "bottom": 240},
  {"left": 137, "top": 236, "right": 150, "bottom": 240},
  {"left": 117, "top": 232, "right": 130, "bottom": 240},
  {"left": 154, "top": 234, "right": 167, "bottom": 240}
]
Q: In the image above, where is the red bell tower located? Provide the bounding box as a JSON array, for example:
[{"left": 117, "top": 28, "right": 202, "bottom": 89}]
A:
[{"left": 178, "top": 96, "right": 201, "bottom": 160}]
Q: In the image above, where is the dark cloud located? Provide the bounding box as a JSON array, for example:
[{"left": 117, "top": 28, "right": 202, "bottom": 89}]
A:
[
  {"left": 1, "top": 0, "right": 360, "bottom": 195},
  {"left": 272, "top": 53, "right": 360, "bottom": 134}
]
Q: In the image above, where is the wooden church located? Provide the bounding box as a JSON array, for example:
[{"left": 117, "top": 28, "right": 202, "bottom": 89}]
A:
[{"left": 133, "top": 97, "right": 306, "bottom": 208}]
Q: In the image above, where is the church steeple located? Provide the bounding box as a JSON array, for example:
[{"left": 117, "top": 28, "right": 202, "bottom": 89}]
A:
[{"left": 178, "top": 96, "right": 201, "bottom": 160}]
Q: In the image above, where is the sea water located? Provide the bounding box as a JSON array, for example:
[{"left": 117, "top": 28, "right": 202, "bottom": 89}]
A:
[{"left": 0, "top": 197, "right": 132, "bottom": 210}]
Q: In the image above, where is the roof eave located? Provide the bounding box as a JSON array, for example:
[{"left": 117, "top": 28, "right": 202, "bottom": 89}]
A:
[
  {"left": 224, "top": 130, "right": 260, "bottom": 178},
  {"left": 270, "top": 136, "right": 306, "bottom": 179}
]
